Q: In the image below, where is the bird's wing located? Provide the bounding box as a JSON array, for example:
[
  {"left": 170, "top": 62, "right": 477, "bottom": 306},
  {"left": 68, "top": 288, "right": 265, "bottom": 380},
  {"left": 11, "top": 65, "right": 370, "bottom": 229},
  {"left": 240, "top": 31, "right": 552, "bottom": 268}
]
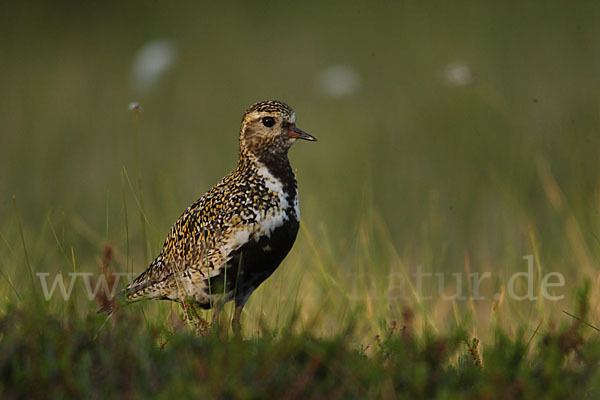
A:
[
  {"left": 124, "top": 200, "right": 221, "bottom": 301},
  {"left": 122, "top": 176, "right": 257, "bottom": 302}
]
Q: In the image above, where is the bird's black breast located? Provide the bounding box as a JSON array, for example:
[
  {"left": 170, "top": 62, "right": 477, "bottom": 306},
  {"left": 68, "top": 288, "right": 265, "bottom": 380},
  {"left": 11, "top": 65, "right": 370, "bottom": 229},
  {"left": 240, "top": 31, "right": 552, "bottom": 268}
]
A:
[
  {"left": 200, "top": 210, "right": 299, "bottom": 309},
  {"left": 227, "top": 215, "right": 299, "bottom": 299},
  {"left": 199, "top": 214, "right": 300, "bottom": 308},
  {"left": 198, "top": 157, "right": 300, "bottom": 307}
]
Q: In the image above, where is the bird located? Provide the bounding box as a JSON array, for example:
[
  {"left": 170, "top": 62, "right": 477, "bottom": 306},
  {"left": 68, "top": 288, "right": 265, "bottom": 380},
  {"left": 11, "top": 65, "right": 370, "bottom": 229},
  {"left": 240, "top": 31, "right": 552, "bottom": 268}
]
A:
[{"left": 102, "top": 100, "right": 316, "bottom": 332}]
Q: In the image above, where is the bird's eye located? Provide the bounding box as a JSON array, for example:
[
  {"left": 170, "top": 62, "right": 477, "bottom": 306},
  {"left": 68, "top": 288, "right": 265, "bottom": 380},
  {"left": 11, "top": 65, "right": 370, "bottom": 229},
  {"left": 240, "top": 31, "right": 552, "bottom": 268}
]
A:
[{"left": 262, "top": 117, "right": 275, "bottom": 127}]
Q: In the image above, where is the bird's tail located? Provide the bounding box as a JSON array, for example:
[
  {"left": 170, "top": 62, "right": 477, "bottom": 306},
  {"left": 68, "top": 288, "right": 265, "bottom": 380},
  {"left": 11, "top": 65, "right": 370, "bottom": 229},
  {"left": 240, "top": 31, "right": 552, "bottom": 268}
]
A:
[
  {"left": 98, "top": 275, "right": 153, "bottom": 314},
  {"left": 96, "top": 289, "right": 126, "bottom": 315}
]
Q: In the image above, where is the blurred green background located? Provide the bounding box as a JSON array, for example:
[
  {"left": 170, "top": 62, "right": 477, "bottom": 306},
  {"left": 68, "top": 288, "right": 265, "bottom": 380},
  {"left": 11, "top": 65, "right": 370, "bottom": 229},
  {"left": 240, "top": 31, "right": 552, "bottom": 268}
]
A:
[{"left": 1, "top": 0, "right": 600, "bottom": 338}]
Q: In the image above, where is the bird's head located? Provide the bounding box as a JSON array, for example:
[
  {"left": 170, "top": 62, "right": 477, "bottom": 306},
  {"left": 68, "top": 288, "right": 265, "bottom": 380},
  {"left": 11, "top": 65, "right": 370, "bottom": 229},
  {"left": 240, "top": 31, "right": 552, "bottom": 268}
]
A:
[{"left": 239, "top": 100, "right": 316, "bottom": 161}]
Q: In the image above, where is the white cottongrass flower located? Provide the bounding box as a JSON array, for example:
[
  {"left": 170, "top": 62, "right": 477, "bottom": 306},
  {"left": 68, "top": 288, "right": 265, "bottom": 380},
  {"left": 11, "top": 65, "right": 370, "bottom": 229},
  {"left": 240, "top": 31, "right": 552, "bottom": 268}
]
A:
[
  {"left": 131, "top": 39, "right": 178, "bottom": 94},
  {"left": 128, "top": 102, "right": 142, "bottom": 112},
  {"left": 316, "top": 64, "right": 360, "bottom": 97},
  {"left": 442, "top": 61, "right": 473, "bottom": 86}
]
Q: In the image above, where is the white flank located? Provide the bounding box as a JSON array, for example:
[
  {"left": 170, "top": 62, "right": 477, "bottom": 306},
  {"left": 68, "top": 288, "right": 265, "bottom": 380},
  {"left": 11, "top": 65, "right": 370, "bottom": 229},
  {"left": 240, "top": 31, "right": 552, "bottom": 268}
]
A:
[
  {"left": 221, "top": 227, "right": 252, "bottom": 258},
  {"left": 230, "top": 227, "right": 251, "bottom": 247}
]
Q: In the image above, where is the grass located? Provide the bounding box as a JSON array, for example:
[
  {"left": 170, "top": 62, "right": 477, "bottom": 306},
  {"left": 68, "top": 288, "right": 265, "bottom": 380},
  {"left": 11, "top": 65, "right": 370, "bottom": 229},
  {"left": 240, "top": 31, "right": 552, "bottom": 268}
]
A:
[
  {"left": 2, "top": 0, "right": 600, "bottom": 397},
  {"left": 2, "top": 288, "right": 600, "bottom": 398}
]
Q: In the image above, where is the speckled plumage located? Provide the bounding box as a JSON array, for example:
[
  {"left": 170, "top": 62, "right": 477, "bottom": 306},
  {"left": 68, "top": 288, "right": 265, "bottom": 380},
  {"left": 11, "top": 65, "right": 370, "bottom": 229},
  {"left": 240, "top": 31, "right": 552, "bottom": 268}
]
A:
[{"left": 119, "top": 100, "right": 316, "bottom": 326}]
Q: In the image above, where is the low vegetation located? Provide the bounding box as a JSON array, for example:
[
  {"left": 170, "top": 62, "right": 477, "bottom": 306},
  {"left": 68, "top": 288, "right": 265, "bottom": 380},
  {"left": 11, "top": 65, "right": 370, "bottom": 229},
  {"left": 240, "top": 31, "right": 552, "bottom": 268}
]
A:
[{"left": 1, "top": 285, "right": 599, "bottom": 398}]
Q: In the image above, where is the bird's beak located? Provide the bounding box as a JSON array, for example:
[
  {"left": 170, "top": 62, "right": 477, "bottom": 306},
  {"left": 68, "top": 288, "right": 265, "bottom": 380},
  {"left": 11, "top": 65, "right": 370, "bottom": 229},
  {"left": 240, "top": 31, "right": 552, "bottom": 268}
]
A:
[{"left": 289, "top": 126, "right": 317, "bottom": 142}]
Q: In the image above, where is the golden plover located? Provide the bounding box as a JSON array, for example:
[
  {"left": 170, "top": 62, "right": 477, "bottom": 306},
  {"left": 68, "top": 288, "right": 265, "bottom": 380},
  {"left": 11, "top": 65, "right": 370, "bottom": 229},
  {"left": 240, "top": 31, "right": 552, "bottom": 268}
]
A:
[{"left": 105, "top": 100, "right": 316, "bottom": 331}]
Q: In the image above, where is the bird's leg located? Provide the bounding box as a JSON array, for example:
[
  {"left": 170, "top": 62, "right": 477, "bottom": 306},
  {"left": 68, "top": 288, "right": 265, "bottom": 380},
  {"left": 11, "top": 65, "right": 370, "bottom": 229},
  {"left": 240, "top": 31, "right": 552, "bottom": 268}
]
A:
[
  {"left": 232, "top": 292, "right": 251, "bottom": 336},
  {"left": 232, "top": 303, "right": 244, "bottom": 336},
  {"left": 211, "top": 305, "right": 219, "bottom": 325},
  {"left": 232, "top": 283, "right": 255, "bottom": 336}
]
